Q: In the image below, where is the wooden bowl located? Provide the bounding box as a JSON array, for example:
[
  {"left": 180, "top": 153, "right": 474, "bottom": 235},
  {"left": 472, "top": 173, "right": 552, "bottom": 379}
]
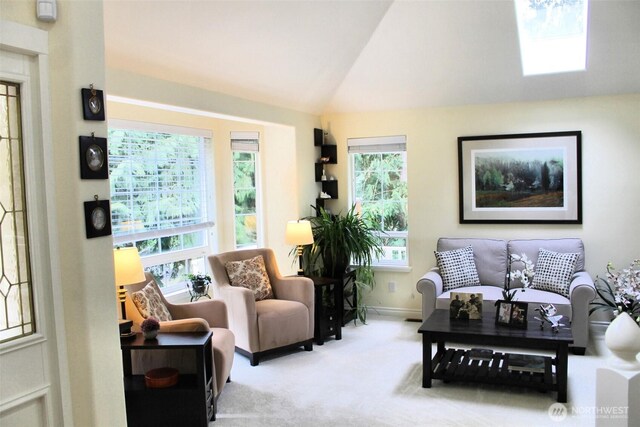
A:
[{"left": 144, "top": 367, "right": 179, "bottom": 388}]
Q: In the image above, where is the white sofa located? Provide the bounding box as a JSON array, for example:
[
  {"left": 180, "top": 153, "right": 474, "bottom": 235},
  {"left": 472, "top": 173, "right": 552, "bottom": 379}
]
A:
[{"left": 416, "top": 238, "right": 596, "bottom": 354}]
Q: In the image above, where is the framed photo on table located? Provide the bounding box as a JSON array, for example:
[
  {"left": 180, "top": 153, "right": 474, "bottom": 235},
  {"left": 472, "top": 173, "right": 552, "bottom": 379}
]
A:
[
  {"left": 458, "top": 131, "right": 582, "bottom": 224},
  {"left": 496, "top": 301, "right": 528, "bottom": 328}
]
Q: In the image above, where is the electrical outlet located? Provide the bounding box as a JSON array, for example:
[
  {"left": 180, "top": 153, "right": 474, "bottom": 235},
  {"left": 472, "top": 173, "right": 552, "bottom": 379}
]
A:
[{"left": 388, "top": 281, "right": 397, "bottom": 293}]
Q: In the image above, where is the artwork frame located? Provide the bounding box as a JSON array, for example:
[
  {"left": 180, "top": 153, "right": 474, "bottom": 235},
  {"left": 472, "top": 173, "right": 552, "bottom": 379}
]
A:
[
  {"left": 458, "top": 131, "right": 582, "bottom": 224},
  {"left": 81, "top": 85, "right": 105, "bottom": 121},
  {"left": 79, "top": 135, "right": 108, "bottom": 179},
  {"left": 449, "top": 292, "right": 483, "bottom": 321},
  {"left": 84, "top": 198, "right": 112, "bottom": 238}
]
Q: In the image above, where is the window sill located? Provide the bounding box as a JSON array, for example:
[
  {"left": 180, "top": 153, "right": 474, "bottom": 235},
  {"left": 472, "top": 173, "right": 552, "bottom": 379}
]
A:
[{"left": 372, "top": 265, "right": 412, "bottom": 273}]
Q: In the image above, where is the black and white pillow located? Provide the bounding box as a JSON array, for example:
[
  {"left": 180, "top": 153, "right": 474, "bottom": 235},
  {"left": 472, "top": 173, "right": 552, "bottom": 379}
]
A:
[
  {"left": 434, "top": 245, "right": 480, "bottom": 292},
  {"left": 531, "top": 248, "right": 579, "bottom": 298}
]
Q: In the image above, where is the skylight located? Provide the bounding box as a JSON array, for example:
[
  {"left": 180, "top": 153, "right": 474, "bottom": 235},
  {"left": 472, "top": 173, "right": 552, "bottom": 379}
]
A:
[{"left": 515, "top": 0, "right": 589, "bottom": 76}]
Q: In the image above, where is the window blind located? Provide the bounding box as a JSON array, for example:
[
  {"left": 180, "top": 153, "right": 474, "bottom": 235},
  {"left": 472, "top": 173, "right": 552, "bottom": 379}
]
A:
[
  {"left": 347, "top": 135, "right": 406, "bottom": 153},
  {"left": 231, "top": 131, "right": 260, "bottom": 152}
]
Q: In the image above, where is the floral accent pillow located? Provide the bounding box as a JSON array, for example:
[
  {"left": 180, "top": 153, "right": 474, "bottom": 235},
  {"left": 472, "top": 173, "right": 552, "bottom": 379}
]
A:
[
  {"left": 225, "top": 255, "right": 274, "bottom": 301},
  {"left": 131, "top": 282, "right": 173, "bottom": 321},
  {"left": 434, "top": 245, "right": 481, "bottom": 292},
  {"left": 531, "top": 248, "right": 579, "bottom": 298}
]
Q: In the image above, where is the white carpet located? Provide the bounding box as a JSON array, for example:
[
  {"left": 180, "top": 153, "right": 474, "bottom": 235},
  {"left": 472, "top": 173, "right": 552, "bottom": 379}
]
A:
[{"left": 213, "top": 315, "right": 614, "bottom": 427}]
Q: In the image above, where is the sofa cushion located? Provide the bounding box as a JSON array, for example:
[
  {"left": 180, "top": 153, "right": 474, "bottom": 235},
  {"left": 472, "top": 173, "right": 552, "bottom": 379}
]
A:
[
  {"left": 509, "top": 238, "right": 585, "bottom": 272},
  {"left": 434, "top": 245, "right": 481, "bottom": 291},
  {"left": 531, "top": 248, "right": 579, "bottom": 298},
  {"left": 131, "top": 281, "right": 173, "bottom": 321},
  {"left": 437, "top": 238, "right": 507, "bottom": 287},
  {"left": 225, "top": 255, "right": 274, "bottom": 301}
]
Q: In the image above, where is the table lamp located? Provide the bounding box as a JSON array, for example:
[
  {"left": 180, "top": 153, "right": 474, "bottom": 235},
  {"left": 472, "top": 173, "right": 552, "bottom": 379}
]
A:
[
  {"left": 113, "top": 246, "right": 145, "bottom": 321},
  {"left": 285, "top": 220, "right": 314, "bottom": 275}
]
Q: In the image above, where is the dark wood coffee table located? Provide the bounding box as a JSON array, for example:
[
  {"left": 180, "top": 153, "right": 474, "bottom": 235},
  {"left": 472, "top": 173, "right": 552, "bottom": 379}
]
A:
[{"left": 418, "top": 308, "right": 573, "bottom": 402}]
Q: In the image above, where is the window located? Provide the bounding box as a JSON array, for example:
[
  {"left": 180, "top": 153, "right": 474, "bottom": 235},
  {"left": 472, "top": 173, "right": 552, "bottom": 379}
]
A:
[
  {"left": 515, "top": 0, "right": 589, "bottom": 76},
  {"left": 109, "top": 120, "right": 215, "bottom": 294},
  {"left": 231, "top": 132, "right": 261, "bottom": 249},
  {"left": 349, "top": 135, "right": 408, "bottom": 266},
  {"left": 0, "top": 81, "right": 35, "bottom": 342}
]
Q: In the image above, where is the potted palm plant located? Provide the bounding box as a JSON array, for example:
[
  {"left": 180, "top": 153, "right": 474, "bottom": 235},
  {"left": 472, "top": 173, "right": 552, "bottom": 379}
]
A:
[{"left": 301, "top": 205, "right": 383, "bottom": 324}]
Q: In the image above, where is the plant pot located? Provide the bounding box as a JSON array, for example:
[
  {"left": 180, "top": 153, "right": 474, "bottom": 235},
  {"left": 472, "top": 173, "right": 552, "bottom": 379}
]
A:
[
  {"left": 605, "top": 312, "right": 640, "bottom": 370},
  {"left": 143, "top": 329, "right": 158, "bottom": 340},
  {"left": 192, "top": 281, "right": 207, "bottom": 294}
]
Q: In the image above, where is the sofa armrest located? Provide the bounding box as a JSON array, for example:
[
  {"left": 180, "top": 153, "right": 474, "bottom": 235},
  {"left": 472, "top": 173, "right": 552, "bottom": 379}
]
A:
[
  {"left": 568, "top": 271, "right": 596, "bottom": 351},
  {"left": 569, "top": 271, "right": 596, "bottom": 302},
  {"left": 167, "top": 299, "right": 230, "bottom": 329},
  {"left": 416, "top": 268, "right": 442, "bottom": 321}
]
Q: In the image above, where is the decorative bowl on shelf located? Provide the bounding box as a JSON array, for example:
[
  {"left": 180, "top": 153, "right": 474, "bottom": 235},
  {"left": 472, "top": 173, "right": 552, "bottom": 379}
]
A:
[{"left": 144, "top": 367, "right": 179, "bottom": 388}]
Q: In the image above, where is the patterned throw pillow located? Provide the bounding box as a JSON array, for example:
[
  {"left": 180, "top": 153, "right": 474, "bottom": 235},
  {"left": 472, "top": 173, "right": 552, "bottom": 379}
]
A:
[
  {"left": 225, "top": 255, "right": 274, "bottom": 301},
  {"left": 131, "top": 281, "right": 173, "bottom": 321},
  {"left": 434, "top": 245, "right": 481, "bottom": 292},
  {"left": 531, "top": 248, "right": 579, "bottom": 298}
]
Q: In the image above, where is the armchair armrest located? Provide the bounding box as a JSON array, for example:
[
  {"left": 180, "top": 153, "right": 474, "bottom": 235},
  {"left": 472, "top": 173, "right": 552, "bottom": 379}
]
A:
[
  {"left": 271, "top": 276, "right": 314, "bottom": 309},
  {"left": 153, "top": 318, "right": 210, "bottom": 333},
  {"left": 416, "top": 268, "right": 442, "bottom": 321},
  {"left": 167, "top": 299, "right": 230, "bottom": 329}
]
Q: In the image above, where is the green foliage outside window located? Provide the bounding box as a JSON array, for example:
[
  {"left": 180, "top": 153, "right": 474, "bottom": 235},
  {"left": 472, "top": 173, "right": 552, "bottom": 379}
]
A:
[
  {"left": 233, "top": 151, "right": 258, "bottom": 248},
  {"left": 352, "top": 151, "right": 408, "bottom": 262}
]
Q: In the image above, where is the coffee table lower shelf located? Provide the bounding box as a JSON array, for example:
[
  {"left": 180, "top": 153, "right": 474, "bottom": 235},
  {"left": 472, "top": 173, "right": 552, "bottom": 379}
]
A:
[{"left": 431, "top": 347, "right": 556, "bottom": 393}]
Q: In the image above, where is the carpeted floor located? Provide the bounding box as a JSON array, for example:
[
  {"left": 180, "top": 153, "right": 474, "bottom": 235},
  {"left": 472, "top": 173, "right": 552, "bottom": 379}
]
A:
[{"left": 213, "top": 315, "right": 613, "bottom": 427}]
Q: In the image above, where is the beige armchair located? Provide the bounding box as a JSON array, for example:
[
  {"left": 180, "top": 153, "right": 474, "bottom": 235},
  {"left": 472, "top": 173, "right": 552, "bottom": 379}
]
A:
[
  {"left": 124, "top": 273, "right": 235, "bottom": 399},
  {"left": 208, "top": 248, "right": 314, "bottom": 366}
]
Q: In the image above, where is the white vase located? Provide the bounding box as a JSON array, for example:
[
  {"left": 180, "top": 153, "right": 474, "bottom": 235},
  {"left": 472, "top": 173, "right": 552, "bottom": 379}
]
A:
[{"left": 604, "top": 312, "right": 640, "bottom": 370}]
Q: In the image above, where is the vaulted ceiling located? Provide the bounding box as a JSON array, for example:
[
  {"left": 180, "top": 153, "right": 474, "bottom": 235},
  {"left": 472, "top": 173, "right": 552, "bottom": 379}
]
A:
[{"left": 104, "top": 0, "right": 640, "bottom": 115}]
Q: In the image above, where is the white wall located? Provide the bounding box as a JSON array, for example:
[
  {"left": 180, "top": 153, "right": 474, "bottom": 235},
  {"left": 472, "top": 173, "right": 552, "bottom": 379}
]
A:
[
  {"left": 322, "top": 94, "right": 640, "bottom": 316},
  {"left": 1, "top": 1, "right": 126, "bottom": 426}
]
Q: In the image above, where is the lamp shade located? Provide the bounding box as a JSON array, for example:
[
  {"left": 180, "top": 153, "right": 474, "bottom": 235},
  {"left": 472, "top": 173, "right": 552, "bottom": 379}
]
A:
[
  {"left": 113, "top": 247, "right": 146, "bottom": 287},
  {"left": 285, "top": 220, "right": 313, "bottom": 246}
]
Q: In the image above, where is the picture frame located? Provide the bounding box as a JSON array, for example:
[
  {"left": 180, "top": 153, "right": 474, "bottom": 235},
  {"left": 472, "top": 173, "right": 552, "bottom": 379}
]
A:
[
  {"left": 495, "top": 301, "right": 529, "bottom": 328},
  {"left": 84, "top": 198, "right": 112, "bottom": 238},
  {"left": 449, "top": 292, "right": 483, "bottom": 320},
  {"left": 496, "top": 301, "right": 513, "bottom": 326},
  {"left": 81, "top": 85, "right": 105, "bottom": 121},
  {"left": 510, "top": 302, "right": 529, "bottom": 328},
  {"left": 458, "top": 131, "right": 582, "bottom": 224},
  {"left": 79, "top": 135, "right": 108, "bottom": 179}
]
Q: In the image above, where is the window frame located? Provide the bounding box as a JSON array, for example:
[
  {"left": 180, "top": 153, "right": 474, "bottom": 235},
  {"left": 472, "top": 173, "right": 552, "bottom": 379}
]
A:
[
  {"left": 348, "top": 135, "right": 409, "bottom": 267},
  {"left": 230, "top": 131, "right": 262, "bottom": 250},
  {"left": 108, "top": 119, "right": 216, "bottom": 294}
]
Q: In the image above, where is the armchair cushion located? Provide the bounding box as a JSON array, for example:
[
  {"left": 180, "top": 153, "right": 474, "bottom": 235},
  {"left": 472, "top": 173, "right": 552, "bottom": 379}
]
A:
[
  {"left": 531, "top": 248, "right": 579, "bottom": 298},
  {"left": 225, "top": 255, "right": 274, "bottom": 301},
  {"left": 434, "top": 245, "right": 480, "bottom": 291},
  {"left": 131, "top": 281, "right": 173, "bottom": 321}
]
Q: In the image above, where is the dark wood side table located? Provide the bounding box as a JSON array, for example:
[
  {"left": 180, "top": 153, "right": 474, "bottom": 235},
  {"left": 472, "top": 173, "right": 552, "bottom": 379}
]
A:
[
  {"left": 121, "top": 332, "right": 214, "bottom": 426},
  {"left": 307, "top": 276, "right": 344, "bottom": 345}
]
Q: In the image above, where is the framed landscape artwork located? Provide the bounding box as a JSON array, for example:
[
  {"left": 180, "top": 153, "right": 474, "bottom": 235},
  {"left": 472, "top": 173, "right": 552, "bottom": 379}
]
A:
[{"left": 458, "top": 131, "right": 582, "bottom": 223}]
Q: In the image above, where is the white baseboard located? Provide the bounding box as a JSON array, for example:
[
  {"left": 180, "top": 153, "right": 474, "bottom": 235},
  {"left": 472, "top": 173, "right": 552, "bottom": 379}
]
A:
[{"left": 366, "top": 306, "right": 421, "bottom": 319}]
